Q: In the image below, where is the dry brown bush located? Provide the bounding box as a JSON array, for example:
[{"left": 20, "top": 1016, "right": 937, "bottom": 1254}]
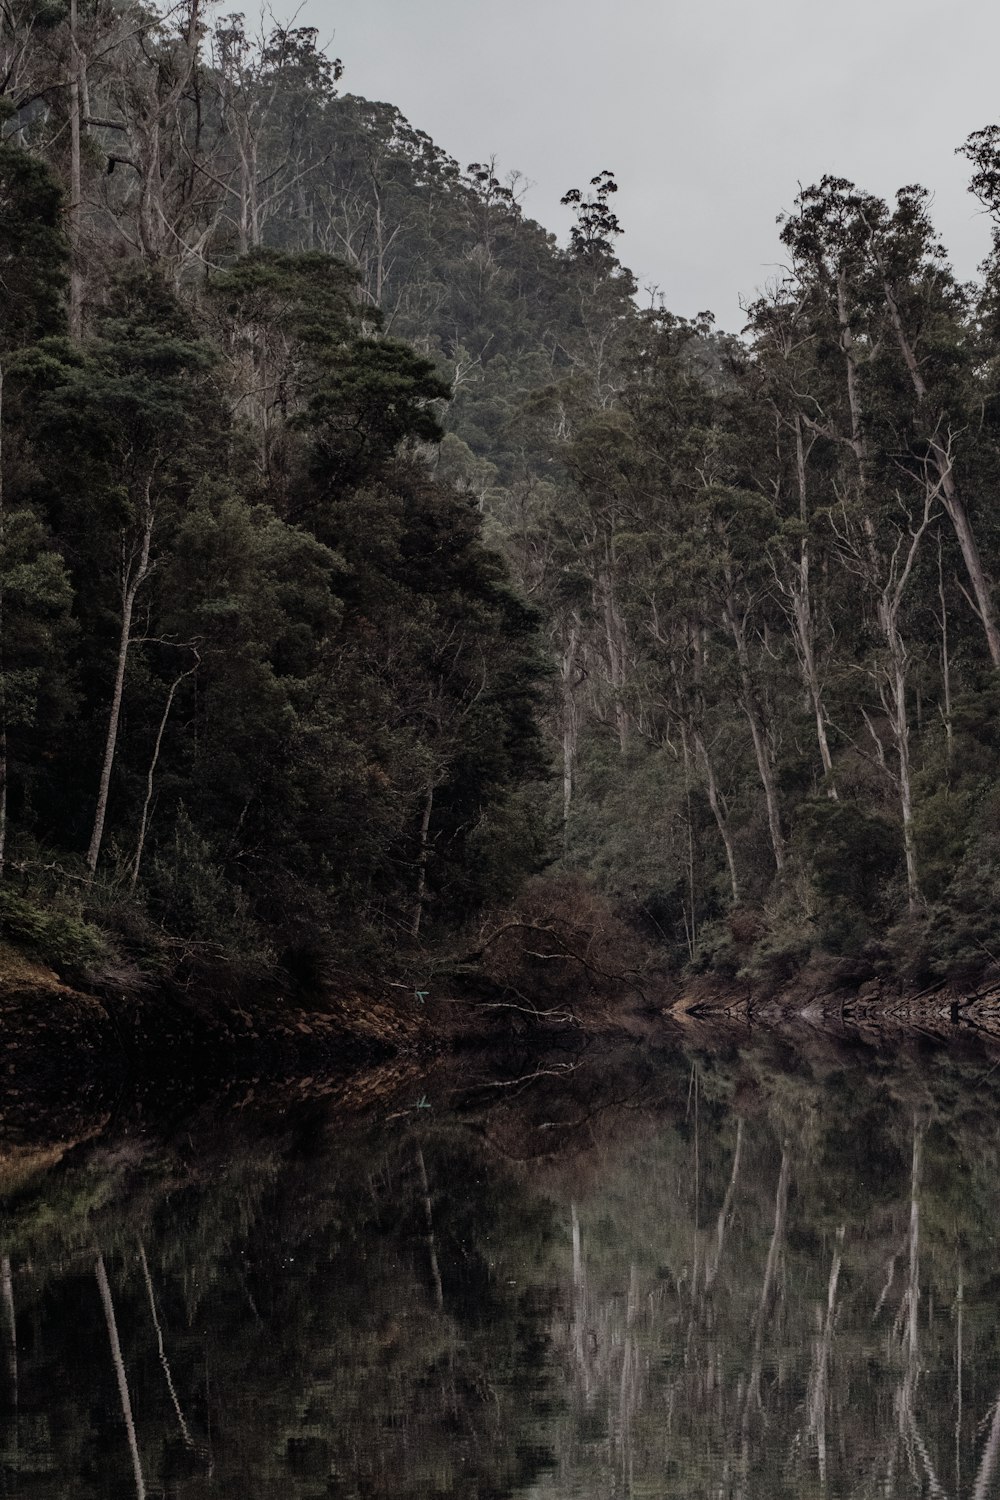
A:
[{"left": 467, "top": 874, "right": 650, "bottom": 1022}]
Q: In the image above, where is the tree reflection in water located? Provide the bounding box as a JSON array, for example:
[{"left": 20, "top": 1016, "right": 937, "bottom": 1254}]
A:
[{"left": 0, "top": 1029, "right": 999, "bottom": 1497}]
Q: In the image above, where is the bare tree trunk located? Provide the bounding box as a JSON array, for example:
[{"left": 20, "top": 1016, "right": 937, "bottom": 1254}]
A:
[
  {"left": 2, "top": 1257, "right": 16, "bottom": 1414},
  {"left": 416, "top": 1147, "right": 444, "bottom": 1310},
  {"left": 694, "top": 729, "right": 739, "bottom": 904},
  {"left": 87, "top": 486, "right": 155, "bottom": 874},
  {"left": 560, "top": 618, "right": 580, "bottom": 839},
  {"left": 95, "top": 1254, "right": 146, "bottom": 1500},
  {"left": 130, "top": 652, "right": 199, "bottom": 888},
  {"left": 680, "top": 725, "right": 697, "bottom": 960},
  {"left": 973, "top": 1391, "right": 1000, "bottom": 1500},
  {"left": 599, "top": 564, "right": 628, "bottom": 752},
  {"left": 725, "top": 601, "right": 785, "bottom": 872},
  {"left": 704, "top": 1117, "right": 743, "bottom": 1293},
  {"left": 570, "top": 1202, "right": 587, "bottom": 1390},
  {"left": 618, "top": 1261, "right": 640, "bottom": 1480},
  {"left": 744, "top": 1147, "right": 790, "bottom": 1423},
  {"left": 411, "top": 780, "right": 434, "bottom": 939},
  {"left": 881, "top": 276, "right": 1000, "bottom": 669},
  {"left": 792, "top": 415, "right": 837, "bottom": 795},
  {"left": 956, "top": 1263, "right": 964, "bottom": 1498},
  {"left": 0, "top": 361, "right": 7, "bottom": 877},
  {"left": 837, "top": 270, "right": 866, "bottom": 470},
  {"left": 892, "top": 647, "right": 920, "bottom": 911},
  {"left": 137, "top": 1241, "right": 194, "bottom": 1450},
  {"left": 894, "top": 1120, "right": 947, "bottom": 1496},
  {"left": 836, "top": 483, "right": 934, "bottom": 910},
  {"left": 743, "top": 697, "right": 785, "bottom": 873},
  {"left": 937, "top": 536, "right": 953, "bottom": 776},
  {"left": 807, "top": 1225, "right": 845, "bottom": 1485},
  {"left": 68, "top": 0, "right": 83, "bottom": 338}
]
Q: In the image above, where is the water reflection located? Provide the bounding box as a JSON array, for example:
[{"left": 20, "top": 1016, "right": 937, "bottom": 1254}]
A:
[{"left": 1, "top": 1030, "right": 999, "bottom": 1497}]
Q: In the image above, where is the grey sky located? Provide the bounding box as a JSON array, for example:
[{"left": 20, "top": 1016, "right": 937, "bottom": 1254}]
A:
[{"left": 298, "top": 0, "right": 1000, "bottom": 331}]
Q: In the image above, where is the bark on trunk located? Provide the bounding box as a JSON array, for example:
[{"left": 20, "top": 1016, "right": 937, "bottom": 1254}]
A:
[
  {"left": 882, "top": 275, "right": 1000, "bottom": 669},
  {"left": 560, "top": 617, "right": 580, "bottom": 838},
  {"left": 973, "top": 1393, "right": 1000, "bottom": 1500},
  {"left": 570, "top": 1203, "right": 590, "bottom": 1398},
  {"left": 68, "top": 0, "right": 83, "bottom": 337},
  {"left": 599, "top": 563, "right": 629, "bottom": 752},
  {"left": 87, "top": 487, "right": 155, "bottom": 874},
  {"left": 2, "top": 1256, "right": 16, "bottom": 1414},
  {"left": 725, "top": 601, "right": 785, "bottom": 872},
  {"left": 704, "top": 1118, "right": 743, "bottom": 1292},
  {"left": 131, "top": 653, "right": 199, "bottom": 888},
  {"left": 892, "top": 649, "right": 920, "bottom": 911},
  {"left": 837, "top": 270, "right": 866, "bottom": 470},
  {"left": 694, "top": 729, "right": 739, "bottom": 904},
  {"left": 137, "top": 1241, "right": 194, "bottom": 1449},
  {"left": 416, "top": 1147, "right": 444, "bottom": 1310},
  {"left": 0, "top": 361, "right": 7, "bottom": 876},
  {"left": 744, "top": 1148, "right": 791, "bottom": 1430},
  {"left": 410, "top": 780, "right": 434, "bottom": 939},
  {"left": 95, "top": 1254, "right": 146, "bottom": 1500},
  {"left": 792, "top": 415, "right": 837, "bottom": 795},
  {"left": 807, "top": 1225, "right": 845, "bottom": 1485}
]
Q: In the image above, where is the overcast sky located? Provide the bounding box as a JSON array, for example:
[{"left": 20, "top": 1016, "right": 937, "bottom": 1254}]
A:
[{"left": 298, "top": 0, "right": 1000, "bottom": 331}]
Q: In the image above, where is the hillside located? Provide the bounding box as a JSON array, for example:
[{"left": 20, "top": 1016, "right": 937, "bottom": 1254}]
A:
[{"left": 4, "top": 2, "right": 1000, "bottom": 1000}]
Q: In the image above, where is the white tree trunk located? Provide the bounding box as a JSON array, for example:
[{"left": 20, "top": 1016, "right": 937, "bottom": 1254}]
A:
[
  {"left": 68, "top": 0, "right": 83, "bottom": 337},
  {"left": 792, "top": 415, "right": 837, "bottom": 795},
  {"left": 0, "top": 361, "right": 7, "bottom": 876},
  {"left": 694, "top": 729, "right": 739, "bottom": 904},
  {"left": 560, "top": 618, "right": 580, "bottom": 837},
  {"left": 598, "top": 563, "right": 629, "bottom": 753},
  {"left": 87, "top": 486, "right": 155, "bottom": 873},
  {"left": 725, "top": 602, "right": 785, "bottom": 873},
  {"left": 95, "top": 1254, "right": 146, "bottom": 1500},
  {"left": 137, "top": 1241, "right": 194, "bottom": 1449},
  {"left": 410, "top": 780, "right": 434, "bottom": 939},
  {"left": 130, "top": 652, "right": 199, "bottom": 888},
  {"left": 882, "top": 276, "right": 1000, "bottom": 669},
  {"left": 2, "top": 1256, "right": 16, "bottom": 1414}
]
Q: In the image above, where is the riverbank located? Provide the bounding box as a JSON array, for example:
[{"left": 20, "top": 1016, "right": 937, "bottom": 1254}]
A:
[{"left": 3, "top": 943, "right": 1000, "bottom": 1100}]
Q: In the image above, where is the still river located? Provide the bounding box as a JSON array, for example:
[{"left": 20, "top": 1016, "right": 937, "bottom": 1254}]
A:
[{"left": 0, "top": 1024, "right": 997, "bottom": 1498}]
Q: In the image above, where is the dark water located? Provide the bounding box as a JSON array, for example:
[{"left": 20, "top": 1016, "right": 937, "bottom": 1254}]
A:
[{"left": 1, "top": 1027, "right": 1000, "bottom": 1498}]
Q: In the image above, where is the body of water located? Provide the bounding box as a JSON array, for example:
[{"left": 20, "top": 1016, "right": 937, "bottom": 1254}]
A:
[{"left": 0, "top": 1027, "right": 997, "bottom": 1497}]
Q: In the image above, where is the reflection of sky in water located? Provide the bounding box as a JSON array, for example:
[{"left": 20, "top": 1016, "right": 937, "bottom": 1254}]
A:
[{"left": 0, "top": 1031, "right": 997, "bottom": 1498}]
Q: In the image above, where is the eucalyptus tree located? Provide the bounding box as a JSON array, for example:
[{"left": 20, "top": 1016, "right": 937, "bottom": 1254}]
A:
[
  {"left": 779, "top": 176, "right": 1000, "bottom": 672},
  {"left": 210, "top": 17, "right": 341, "bottom": 255},
  {"left": 742, "top": 291, "right": 841, "bottom": 795},
  {"left": 0, "top": 129, "right": 75, "bottom": 873},
  {"left": 30, "top": 270, "right": 219, "bottom": 874}
]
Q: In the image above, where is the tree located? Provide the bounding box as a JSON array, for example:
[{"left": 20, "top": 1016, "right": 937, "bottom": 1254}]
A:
[
  {"left": 0, "top": 128, "right": 73, "bottom": 872},
  {"left": 30, "top": 269, "right": 218, "bottom": 873}
]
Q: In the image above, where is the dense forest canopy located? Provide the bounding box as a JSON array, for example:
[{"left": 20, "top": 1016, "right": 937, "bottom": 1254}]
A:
[{"left": 4, "top": 0, "right": 1000, "bottom": 988}]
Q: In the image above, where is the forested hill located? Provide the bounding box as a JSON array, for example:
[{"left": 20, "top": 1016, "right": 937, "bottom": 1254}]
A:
[{"left": 5, "top": 3, "right": 1000, "bottom": 994}]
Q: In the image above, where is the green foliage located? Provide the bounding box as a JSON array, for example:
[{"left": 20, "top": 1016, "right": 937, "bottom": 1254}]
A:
[
  {"left": 796, "top": 799, "right": 901, "bottom": 954},
  {"left": 0, "top": 883, "right": 110, "bottom": 977},
  {"left": 304, "top": 336, "right": 451, "bottom": 486},
  {"left": 923, "top": 814, "right": 1000, "bottom": 976},
  {"left": 146, "top": 805, "right": 273, "bottom": 961},
  {"left": 0, "top": 131, "right": 67, "bottom": 347},
  {"left": 11, "top": 10, "right": 1000, "bottom": 990},
  {"left": 0, "top": 114, "right": 548, "bottom": 979}
]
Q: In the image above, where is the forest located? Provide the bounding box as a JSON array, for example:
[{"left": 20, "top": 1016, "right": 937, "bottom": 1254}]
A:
[{"left": 4, "top": 0, "right": 1000, "bottom": 994}]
